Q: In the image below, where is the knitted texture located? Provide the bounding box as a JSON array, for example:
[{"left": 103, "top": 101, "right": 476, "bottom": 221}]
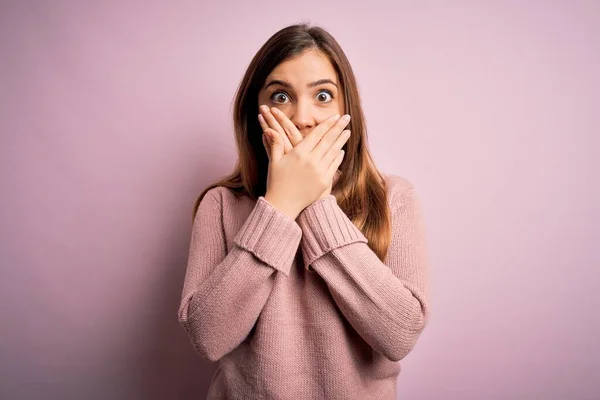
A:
[{"left": 178, "top": 173, "right": 430, "bottom": 400}]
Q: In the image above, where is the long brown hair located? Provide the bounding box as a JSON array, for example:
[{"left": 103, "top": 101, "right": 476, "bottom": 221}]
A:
[{"left": 193, "top": 23, "right": 392, "bottom": 261}]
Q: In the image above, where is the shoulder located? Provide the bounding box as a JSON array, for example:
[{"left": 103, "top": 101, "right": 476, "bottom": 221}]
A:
[
  {"left": 199, "top": 186, "right": 253, "bottom": 215},
  {"left": 381, "top": 173, "right": 425, "bottom": 227},
  {"left": 381, "top": 172, "right": 415, "bottom": 202}
]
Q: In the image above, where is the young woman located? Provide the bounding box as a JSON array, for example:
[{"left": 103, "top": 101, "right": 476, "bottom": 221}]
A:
[{"left": 178, "top": 23, "right": 430, "bottom": 400}]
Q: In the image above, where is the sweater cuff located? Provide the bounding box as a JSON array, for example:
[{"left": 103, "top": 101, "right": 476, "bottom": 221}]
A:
[
  {"left": 296, "top": 195, "right": 368, "bottom": 271},
  {"left": 233, "top": 196, "right": 302, "bottom": 276}
]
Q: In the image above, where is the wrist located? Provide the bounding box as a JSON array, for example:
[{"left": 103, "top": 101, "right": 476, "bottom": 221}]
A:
[{"left": 263, "top": 194, "right": 300, "bottom": 220}]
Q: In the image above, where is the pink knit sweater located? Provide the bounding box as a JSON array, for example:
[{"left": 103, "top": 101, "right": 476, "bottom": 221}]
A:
[{"left": 178, "top": 173, "right": 430, "bottom": 399}]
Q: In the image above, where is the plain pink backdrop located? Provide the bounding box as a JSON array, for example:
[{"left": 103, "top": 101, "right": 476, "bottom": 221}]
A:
[{"left": 1, "top": 1, "right": 598, "bottom": 399}]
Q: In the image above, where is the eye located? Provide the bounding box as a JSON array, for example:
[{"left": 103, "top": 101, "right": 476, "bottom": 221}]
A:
[
  {"left": 269, "top": 89, "right": 335, "bottom": 104},
  {"left": 270, "top": 91, "right": 290, "bottom": 104},
  {"left": 316, "top": 89, "right": 334, "bottom": 102}
]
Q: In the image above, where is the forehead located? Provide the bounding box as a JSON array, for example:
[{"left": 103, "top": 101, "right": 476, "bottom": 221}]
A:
[{"left": 267, "top": 49, "right": 337, "bottom": 84}]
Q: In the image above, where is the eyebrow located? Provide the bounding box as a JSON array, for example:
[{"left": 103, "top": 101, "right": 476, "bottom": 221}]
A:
[{"left": 264, "top": 78, "right": 338, "bottom": 90}]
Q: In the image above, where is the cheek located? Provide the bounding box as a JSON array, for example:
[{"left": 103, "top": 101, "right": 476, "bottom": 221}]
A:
[
  {"left": 257, "top": 96, "right": 266, "bottom": 107},
  {"left": 257, "top": 92, "right": 271, "bottom": 107},
  {"left": 328, "top": 104, "right": 344, "bottom": 119},
  {"left": 330, "top": 99, "right": 344, "bottom": 114}
]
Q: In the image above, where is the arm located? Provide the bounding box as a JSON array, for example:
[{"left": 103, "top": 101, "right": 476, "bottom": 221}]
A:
[
  {"left": 178, "top": 190, "right": 302, "bottom": 362},
  {"left": 296, "top": 186, "right": 430, "bottom": 362}
]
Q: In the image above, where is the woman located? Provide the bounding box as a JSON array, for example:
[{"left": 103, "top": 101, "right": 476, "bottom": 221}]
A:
[{"left": 178, "top": 22, "right": 430, "bottom": 400}]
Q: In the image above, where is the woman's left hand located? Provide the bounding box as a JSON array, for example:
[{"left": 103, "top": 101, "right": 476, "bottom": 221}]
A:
[{"left": 258, "top": 105, "right": 339, "bottom": 201}]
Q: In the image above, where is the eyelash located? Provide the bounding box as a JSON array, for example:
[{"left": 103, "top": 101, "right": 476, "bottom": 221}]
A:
[{"left": 270, "top": 89, "right": 335, "bottom": 104}]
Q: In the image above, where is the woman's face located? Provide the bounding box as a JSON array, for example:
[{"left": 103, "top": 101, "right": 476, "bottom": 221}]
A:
[{"left": 258, "top": 49, "right": 345, "bottom": 138}]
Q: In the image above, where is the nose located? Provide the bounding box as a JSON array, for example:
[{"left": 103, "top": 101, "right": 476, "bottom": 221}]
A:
[{"left": 289, "top": 101, "right": 314, "bottom": 137}]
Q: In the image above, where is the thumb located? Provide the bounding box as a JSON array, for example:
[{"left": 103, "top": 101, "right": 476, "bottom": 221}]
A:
[
  {"left": 262, "top": 133, "right": 270, "bottom": 160},
  {"left": 267, "top": 131, "right": 284, "bottom": 162}
]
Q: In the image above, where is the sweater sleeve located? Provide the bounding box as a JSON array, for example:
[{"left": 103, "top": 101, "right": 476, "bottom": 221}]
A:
[
  {"left": 296, "top": 186, "right": 430, "bottom": 362},
  {"left": 178, "top": 191, "right": 302, "bottom": 362}
]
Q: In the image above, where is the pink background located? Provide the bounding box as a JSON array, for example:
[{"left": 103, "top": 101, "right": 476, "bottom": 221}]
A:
[{"left": 1, "top": 1, "right": 598, "bottom": 399}]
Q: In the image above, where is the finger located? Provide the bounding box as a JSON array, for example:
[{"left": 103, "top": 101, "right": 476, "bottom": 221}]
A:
[
  {"left": 258, "top": 113, "right": 270, "bottom": 133},
  {"left": 259, "top": 105, "right": 293, "bottom": 153},
  {"left": 270, "top": 107, "right": 303, "bottom": 147},
  {"left": 311, "top": 114, "right": 351, "bottom": 160},
  {"left": 259, "top": 111, "right": 291, "bottom": 156},
  {"left": 265, "top": 128, "right": 284, "bottom": 161},
  {"left": 295, "top": 113, "right": 344, "bottom": 154},
  {"left": 258, "top": 108, "right": 284, "bottom": 141},
  {"left": 327, "top": 149, "right": 345, "bottom": 177},
  {"left": 322, "top": 129, "right": 350, "bottom": 165}
]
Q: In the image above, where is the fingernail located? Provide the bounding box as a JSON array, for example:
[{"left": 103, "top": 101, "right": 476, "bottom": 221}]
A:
[
  {"left": 332, "top": 114, "right": 340, "bottom": 121},
  {"left": 341, "top": 115, "right": 350, "bottom": 123},
  {"left": 258, "top": 114, "right": 265, "bottom": 124},
  {"left": 260, "top": 105, "right": 269, "bottom": 113}
]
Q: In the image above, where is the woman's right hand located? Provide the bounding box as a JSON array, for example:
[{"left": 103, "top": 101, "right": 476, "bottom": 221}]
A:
[{"left": 262, "top": 113, "right": 351, "bottom": 220}]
